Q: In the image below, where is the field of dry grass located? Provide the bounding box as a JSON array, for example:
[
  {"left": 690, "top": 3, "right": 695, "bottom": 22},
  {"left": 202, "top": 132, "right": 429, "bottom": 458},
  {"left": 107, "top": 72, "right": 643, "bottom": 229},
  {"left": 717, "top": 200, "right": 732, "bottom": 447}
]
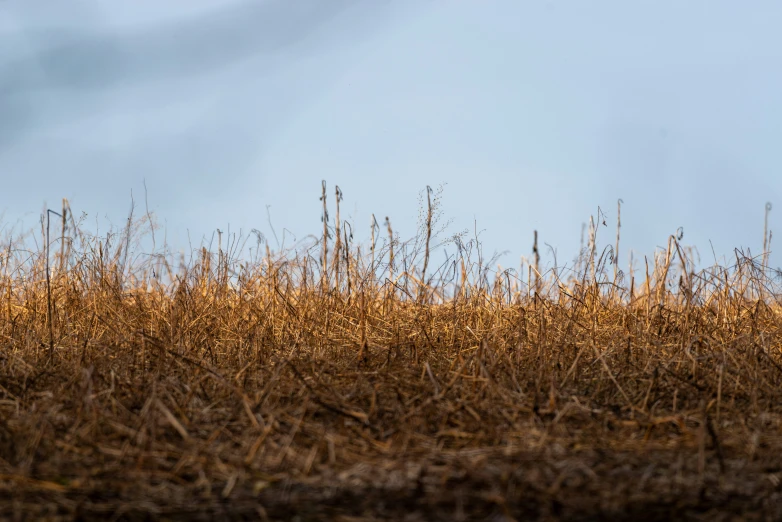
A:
[{"left": 1, "top": 190, "right": 781, "bottom": 521}]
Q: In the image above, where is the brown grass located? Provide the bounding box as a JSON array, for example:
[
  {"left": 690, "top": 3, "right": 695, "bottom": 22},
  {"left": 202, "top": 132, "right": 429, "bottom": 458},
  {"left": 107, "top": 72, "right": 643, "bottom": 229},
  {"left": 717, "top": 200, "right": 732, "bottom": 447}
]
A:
[{"left": 1, "top": 190, "right": 781, "bottom": 521}]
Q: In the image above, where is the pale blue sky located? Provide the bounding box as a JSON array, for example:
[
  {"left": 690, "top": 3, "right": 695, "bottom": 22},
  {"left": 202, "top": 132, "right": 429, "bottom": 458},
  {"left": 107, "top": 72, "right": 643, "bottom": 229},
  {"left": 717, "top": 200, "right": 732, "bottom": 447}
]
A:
[{"left": 2, "top": 0, "right": 781, "bottom": 276}]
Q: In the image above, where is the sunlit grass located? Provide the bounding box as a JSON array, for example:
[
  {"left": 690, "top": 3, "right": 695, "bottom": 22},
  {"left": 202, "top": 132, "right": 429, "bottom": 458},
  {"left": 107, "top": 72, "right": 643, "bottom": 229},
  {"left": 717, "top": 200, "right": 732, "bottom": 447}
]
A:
[{"left": 1, "top": 188, "right": 781, "bottom": 520}]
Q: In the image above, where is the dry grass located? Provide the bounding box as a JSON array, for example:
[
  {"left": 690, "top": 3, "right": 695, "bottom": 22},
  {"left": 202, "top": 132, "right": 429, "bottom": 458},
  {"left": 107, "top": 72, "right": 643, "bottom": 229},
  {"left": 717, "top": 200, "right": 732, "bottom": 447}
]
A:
[{"left": 1, "top": 191, "right": 782, "bottom": 521}]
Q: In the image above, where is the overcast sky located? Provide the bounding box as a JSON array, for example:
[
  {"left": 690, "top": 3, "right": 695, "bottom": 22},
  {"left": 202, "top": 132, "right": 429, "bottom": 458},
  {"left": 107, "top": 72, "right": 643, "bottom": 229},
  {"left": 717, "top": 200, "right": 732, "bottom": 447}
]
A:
[{"left": 2, "top": 0, "right": 781, "bottom": 276}]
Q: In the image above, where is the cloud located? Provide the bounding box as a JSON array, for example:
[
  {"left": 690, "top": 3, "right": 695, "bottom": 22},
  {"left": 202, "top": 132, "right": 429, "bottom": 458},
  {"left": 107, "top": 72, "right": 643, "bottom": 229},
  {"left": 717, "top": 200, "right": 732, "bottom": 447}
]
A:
[{"left": 0, "top": 0, "right": 366, "bottom": 151}]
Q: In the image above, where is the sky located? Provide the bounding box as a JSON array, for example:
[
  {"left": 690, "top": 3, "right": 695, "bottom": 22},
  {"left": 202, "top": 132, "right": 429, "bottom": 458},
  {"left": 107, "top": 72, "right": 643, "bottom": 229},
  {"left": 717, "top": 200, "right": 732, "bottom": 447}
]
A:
[{"left": 1, "top": 0, "right": 781, "bottom": 279}]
